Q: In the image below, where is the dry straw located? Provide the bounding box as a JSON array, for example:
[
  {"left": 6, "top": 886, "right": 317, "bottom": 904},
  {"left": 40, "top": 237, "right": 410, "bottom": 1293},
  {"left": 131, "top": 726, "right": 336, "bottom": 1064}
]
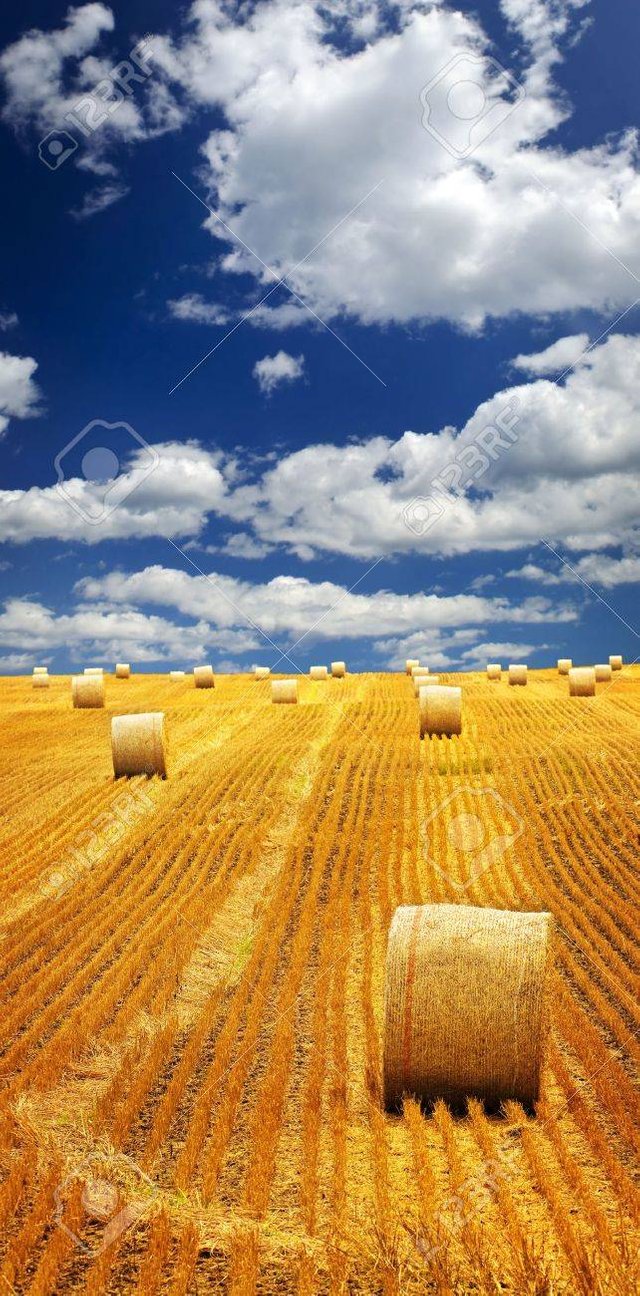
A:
[
  {"left": 72, "top": 675, "right": 105, "bottom": 708},
  {"left": 115, "top": 663, "right": 131, "bottom": 679},
  {"left": 33, "top": 667, "right": 48, "bottom": 675},
  {"left": 406, "top": 659, "right": 420, "bottom": 675},
  {"left": 194, "top": 665, "right": 215, "bottom": 688},
  {"left": 84, "top": 667, "right": 103, "bottom": 676},
  {"left": 169, "top": 670, "right": 185, "bottom": 681},
  {"left": 486, "top": 663, "right": 501, "bottom": 681},
  {"left": 383, "top": 903, "right": 554, "bottom": 1108},
  {"left": 32, "top": 673, "right": 50, "bottom": 689},
  {"left": 557, "top": 658, "right": 572, "bottom": 675},
  {"left": 609, "top": 655, "right": 623, "bottom": 670},
  {"left": 419, "top": 684, "right": 461, "bottom": 737},
  {"left": 331, "top": 661, "right": 346, "bottom": 678},
  {"left": 111, "top": 712, "right": 167, "bottom": 778},
  {"left": 254, "top": 666, "right": 271, "bottom": 679},
  {"left": 271, "top": 679, "right": 298, "bottom": 704},
  {"left": 595, "top": 663, "right": 612, "bottom": 682},
  {"left": 508, "top": 664, "right": 528, "bottom": 686},
  {"left": 310, "top": 665, "right": 328, "bottom": 680},
  {"left": 569, "top": 667, "right": 595, "bottom": 697}
]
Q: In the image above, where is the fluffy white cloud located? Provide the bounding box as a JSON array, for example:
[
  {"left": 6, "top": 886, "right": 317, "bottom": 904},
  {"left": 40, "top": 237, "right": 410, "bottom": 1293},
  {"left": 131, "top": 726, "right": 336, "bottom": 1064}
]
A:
[
  {"left": 511, "top": 333, "right": 590, "bottom": 375},
  {"left": 69, "top": 181, "right": 129, "bottom": 219},
  {"left": 167, "top": 293, "right": 230, "bottom": 325},
  {"left": 0, "top": 352, "right": 42, "bottom": 436},
  {"left": 252, "top": 350, "right": 305, "bottom": 395},
  {"left": 506, "top": 550, "right": 640, "bottom": 589}
]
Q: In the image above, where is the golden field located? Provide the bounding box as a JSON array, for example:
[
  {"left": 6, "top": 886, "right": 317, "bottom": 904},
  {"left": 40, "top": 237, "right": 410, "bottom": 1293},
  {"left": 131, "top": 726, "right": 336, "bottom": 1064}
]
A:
[{"left": 0, "top": 666, "right": 638, "bottom": 1294}]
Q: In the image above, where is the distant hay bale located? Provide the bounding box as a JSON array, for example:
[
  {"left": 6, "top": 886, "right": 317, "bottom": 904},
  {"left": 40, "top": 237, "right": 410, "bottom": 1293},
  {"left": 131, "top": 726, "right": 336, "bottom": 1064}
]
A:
[
  {"left": 169, "top": 671, "right": 185, "bottom": 681},
  {"left": 254, "top": 666, "right": 271, "bottom": 679},
  {"left": 33, "top": 667, "right": 48, "bottom": 675},
  {"left": 557, "top": 659, "right": 572, "bottom": 675},
  {"left": 609, "top": 655, "right": 623, "bottom": 671},
  {"left": 194, "top": 665, "right": 215, "bottom": 688},
  {"left": 310, "top": 665, "right": 328, "bottom": 680},
  {"left": 508, "top": 665, "right": 528, "bottom": 686},
  {"left": 383, "top": 903, "right": 554, "bottom": 1108},
  {"left": 413, "top": 673, "right": 439, "bottom": 697},
  {"left": 410, "top": 664, "right": 428, "bottom": 677},
  {"left": 115, "top": 663, "right": 130, "bottom": 679},
  {"left": 72, "top": 675, "right": 105, "bottom": 708},
  {"left": 419, "top": 684, "right": 461, "bottom": 737},
  {"left": 84, "top": 668, "right": 103, "bottom": 676},
  {"left": 111, "top": 712, "right": 167, "bottom": 778},
  {"left": 33, "top": 673, "right": 50, "bottom": 689},
  {"left": 486, "top": 663, "right": 501, "bottom": 681},
  {"left": 595, "top": 663, "right": 612, "bottom": 683},
  {"left": 331, "top": 661, "right": 346, "bottom": 678},
  {"left": 406, "top": 659, "right": 420, "bottom": 675},
  {"left": 271, "top": 679, "right": 298, "bottom": 704},
  {"left": 568, "top": 667, "right": 595, "bottom": 697}
]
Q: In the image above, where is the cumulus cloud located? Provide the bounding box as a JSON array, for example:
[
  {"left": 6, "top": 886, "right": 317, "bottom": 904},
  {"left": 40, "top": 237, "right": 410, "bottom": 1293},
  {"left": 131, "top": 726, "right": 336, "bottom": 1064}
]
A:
[
  {"left": 506, "top": 550, "right": 640, "bottom": 589},
  {"left": 0, "top": 352, "right": 42, "bottom": 437},
  {"left": 511, "top": 333, "right": 590, "bottom": 375},
  {"left": 252, "top": 351, "right": 305, "bottom": 395},
  {"left": 167, "top": 293, "right": 230, "bottom": 325}
]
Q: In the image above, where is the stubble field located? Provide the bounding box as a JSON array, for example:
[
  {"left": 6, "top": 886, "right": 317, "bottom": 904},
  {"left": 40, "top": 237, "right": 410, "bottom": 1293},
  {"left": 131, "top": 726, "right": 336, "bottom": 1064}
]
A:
[{"left": 0, "top": 667, "right": 638, "bottom": 1294}]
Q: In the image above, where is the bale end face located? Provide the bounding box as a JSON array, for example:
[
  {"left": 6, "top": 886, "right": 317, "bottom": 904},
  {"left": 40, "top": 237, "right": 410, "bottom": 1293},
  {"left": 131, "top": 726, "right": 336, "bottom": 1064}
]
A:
[
  {"left": 557, "top": 659, "right": 572, "bottom": 675},
  {"left": 383, "top": 903, "right": 554, "bottom": 1109},
  {"left": 594, "top": 663, "right": 612, "bottom": 682},
  {"left": 309, "top": 665, "right": 328, "bottom": 680},
  {"left": 412, "top": 672, "right": 432, "bottom": 696},
  {"left": 33, "top": 667, "right": 48, "bottom": 675},
  {"left": 271, "top": 679, "right": 298, "bottom": 704},
  {"left": 405, "top": 659, "right": 420, "bottom": 675},
  {"left": 72, "top": 675, "right": 105, "bottom": 708},
  {"left": 169, "top": 671, "right": 185, "bottom": 681},
  {"left": 33, "top": 674, "right": 50, "bottom": 688},
  {"left": 508, "top": 665, "right": 528, "bottom": 686},
  {"left": 115, "top": 664, "right": 131, "bottom": 679},
  {"left": 419, "top": 685, "right": 461, "bottom": 737},
  {"left": 609, "top": 655, "right": 623, "bottom": 670},
  {"left": 112, "top": 712, "right": 167, "bottom": 778},
  {"left": 84, "top": 667, "right": 104, "bottom": 676},
  {"left": 568, "top": 666, "right": 596, "bottom": 697},
  {"left": 486, "top": 664, "right": 501, "bottom": 681},
  {"left": 331, "top": 661, "right": 346, "bottom": 678},
  {"left": 254, "top": 666, "right": 271, "bottom": 679},
  {"left": 194, "top": 665, "right": 215, "bottom": 688},
  {"left": 410, "top": 664, "right": 428, "bottom": 677}
]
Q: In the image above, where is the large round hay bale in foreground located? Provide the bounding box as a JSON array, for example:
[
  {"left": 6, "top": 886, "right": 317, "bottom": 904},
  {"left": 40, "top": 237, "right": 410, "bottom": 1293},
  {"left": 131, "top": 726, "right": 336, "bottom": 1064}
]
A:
[
  {"left": 33, "top": 673, "right": 49, "bottom": 688},
  {"left": 609, "top": 655, "right": 623, "bottom": 670},
  {"left": 254, "top": 666, "right": 271, "bottom": 679},
  {"left": 331, "top": 661, "right": 346, "bottom": 678},
  {"left": 271, "top": 679, "right": 298, "bottom": 704},
  {"left": 72, "top": 675, "right": 105, "bottom": 708},
  {"left": 419, "top": 684, "right": 461, "bottom": 737},
  {"left": 486, "top": 663, "right": 501, "bottom": 681},
  {"left": 557, "top": 658, "right": 572, "bottom": 675},
  {"left": 508, "top": 664, "right": 528, "bottom": 686},
  {"left": 406, "top": 659, "right": 419, "bottom": 675},
  {"left": 569, "top": 667, "right": 595, "bottom": 697},
  {"left": 111, "top": 712, "right": 167, "bottom": 778},
  {"left": 115, "top": 663, "right": 130, "bottom": 679},
  {"left": 595, "top": 663, "right": 612, "bottom": 683},
  {"left": 310, "top": 665, "right": 328, "bottom": 680},
  {"left": 383, "top": 903, "right": 553, "bottom": 1108},
  {"left": 169, "top": 671, "right": 185, "bottom": 681},
  {"left": 194, "top": 665, "right": 215, "bottom": 688}
]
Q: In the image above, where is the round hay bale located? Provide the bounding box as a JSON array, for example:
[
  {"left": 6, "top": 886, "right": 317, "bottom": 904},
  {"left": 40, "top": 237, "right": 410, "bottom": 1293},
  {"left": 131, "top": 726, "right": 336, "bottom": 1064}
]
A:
[
  {"left": 410, "top": 664, "right": 428, "bottom": 677},
  {"left": 331, "top": 661, "right": 346, "bottom": 678},
  {"left": 419, "top": 684, "right": 461, "bottom": 737},
  {"left": 413, "top": 673, "right": 439, "bottom": 697},
  {"left": 557, "top": 658, "right": 572, "bottom": 675},
  {"left": 609, "top": 655, "right": 623, "bottom": 671},
  {"left": 406, "top": 659, "right": 420, "bottom": 675},
  {"left": 33, "top": 673, "right": 50, "bottom": 688},
  {"left": 508, "top": 665, "right": 528, "bottom": 686},
  {"left": 568, "top": 666, "right": 595, "bottom": 697},
  {"left": 194, "top": 665, "right": 215, "bottom": 688},
  {"left": 486, "top": 663, "right": 501, "bottom": 681},
  {"left": 84, "top": 667, "right": 103, "bottom": 676},
  {"left": 111, "top": 712, "right": 167, "bottom": 778},
  {"left": 169, "top": 670, "right": 185, "bottom": 681},
  {"left": 383, "top": 903, "right": 554, "bottom": 1108},
  {"left": 33, "top": 667, "right": 48, "bottom": 675},
  {"left": 271, "top": 679, "right": 298, "bottom": 704},
  {"left": 594, "top": 663, "right": 612, "bottom": 683},
  {"left": 309, "top": 665, "right": 328, "bottom": 680},
  {"left": 115, "top": 663, "right": 131, "bottom": 679},
  {"left": 72, "top": 675, "right": 105, "bottom": 708},
  {"left": 254, "top": 666, "right": 271, "bottom": 680}
]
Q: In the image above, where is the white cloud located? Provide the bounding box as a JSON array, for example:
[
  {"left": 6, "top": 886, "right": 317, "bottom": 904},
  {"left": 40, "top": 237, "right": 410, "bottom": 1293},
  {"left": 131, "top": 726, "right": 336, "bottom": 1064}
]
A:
[
  {"left": 0, "top": 352, "right": 42, "bottom": 437},
  {"left": 69, "top": 181, "right": 129, "bottom": 219},
  {"left": 167, "top": 293, "right": 230, "bottom": 325},
  {"left": 0, "top": 310, "right": 18, "bottom": 331},
  {"left": 511, "top": 333, "right": 590, "bottom": 375},
  {"left": 507, "top": 551, "right": 640, "bottom": 589},
  {"left": 252, "top": 351, "right": 305, "bottom": 395}
]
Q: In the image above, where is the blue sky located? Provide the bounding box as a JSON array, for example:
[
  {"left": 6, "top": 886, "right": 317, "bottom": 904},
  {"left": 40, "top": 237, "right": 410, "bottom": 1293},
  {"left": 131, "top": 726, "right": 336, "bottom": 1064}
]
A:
[{"left": 0, "top": 0, "right": 638, "bottom": 673}]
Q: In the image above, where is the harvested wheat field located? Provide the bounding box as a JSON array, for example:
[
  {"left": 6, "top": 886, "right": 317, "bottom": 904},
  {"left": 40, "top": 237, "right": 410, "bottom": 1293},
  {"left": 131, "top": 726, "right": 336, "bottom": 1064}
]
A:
[{"left": 0, "top": 666, "right": 638, "bottom": 1295}]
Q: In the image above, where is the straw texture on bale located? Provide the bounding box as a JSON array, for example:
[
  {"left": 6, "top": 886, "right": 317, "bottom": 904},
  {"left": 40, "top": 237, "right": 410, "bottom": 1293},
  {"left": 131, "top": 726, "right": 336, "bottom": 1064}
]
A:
[
  {"left": 115, "top": 663, "right": 131, "bottom": 679},
  {"left": 610, "top": 655, "right": 623, "bottom": 670},
  {"left": 254, "top": 666, "right": 271, "bottom": 679},
  {"left": 331, "top": 661, "right": 346, "bottom": 678},
  {"left": 486, "top": 663, "right": 501, "bottom": 681},
  {"left": 406, "top": 659, "right": 419, "bottom": 675},
  {"left": 111, "top": 712, "right": 167, "bottom": 778},
  {"left": 309, "top": 666, "right": 328, "bottom": 680},
  {"left": 194, "top": 665, "right": 215, "bottom": 688},
  {"left": 595, "top": 663, "right": 612, "bottom": 682},
  {"left": 419, "top": 684, "right": 461, "bottom": 737},
  {"left": 557, "top": 659, "right": 572, "bottom": 675},
  {"left": 72, "top": 675, "right": 105, "bottom": 708},
  {"left": 383, "top": 903, "right": 554, "bottom": 1108},
  {"left": 271, "top": 679, "right": 298, "bottom": 704},
  {"left": 413, "top": 674, "right": 439, "bottom": 697},
  {"left": 410, "top": 664, "right": 428, "bottom": 677},
  {"left": 569, "top": 667, "right": 595, "bottom": 697},
  {"left": 32, "top": 673, "right": 50, "bottom": 688},
  {"left": 84, "top": 668, "right": 104, "bottom": 676},
  {"left": 508, "top": 665, "right": 528, "bottom": 686},
  {"left": 33, "top": 667, "right": 48, "bottom": 675},
  {"left": 169, "top": 671, "right": 185, "bottom": 681}
]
